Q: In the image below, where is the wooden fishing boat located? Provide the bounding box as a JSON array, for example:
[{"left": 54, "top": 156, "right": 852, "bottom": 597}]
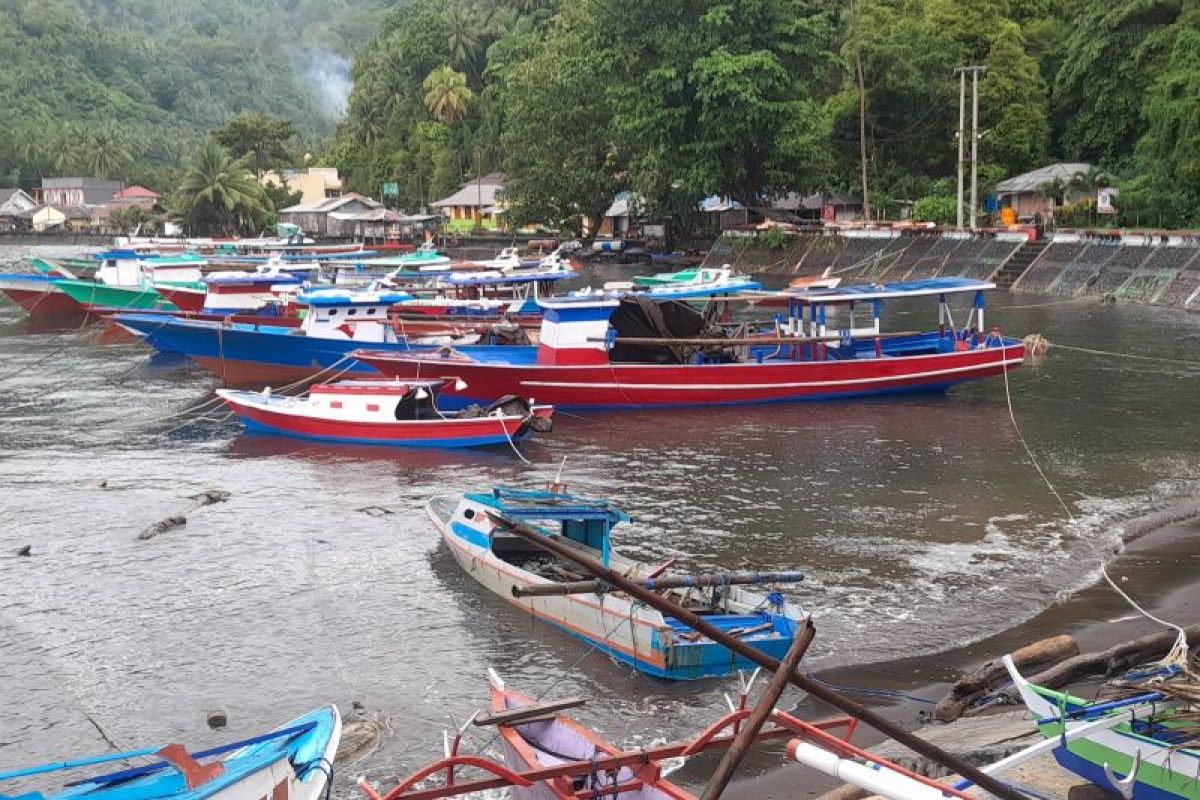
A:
[
  {"left": 157, "top": 262, "right": 311, "bottom": 315},
  {"left": 218, "top": 378, "right": 553, "bottom": 449},
  {"left": 746, "top": 268, "right": 842, "bottom": 308},
  {"left": 0, "top": 273, "right": 87, "bottom": 319},
  {"left": 427, "top": 485, "right": 805, "bottom": 680},
  {"left": 54, "top": 251, "right": 208, "bottom": 313},
  {"left": 0, "top": 706, "right": 340, "bottom": 800},
  {"left": 114, "top": 289, "right": 419, "bottom": 384},
  {"left": 1005, "top": 656, "right": 1200, "bottom": 799},
  {"left": 355, "top": 278, "right": 1025, "bottom": 410}
]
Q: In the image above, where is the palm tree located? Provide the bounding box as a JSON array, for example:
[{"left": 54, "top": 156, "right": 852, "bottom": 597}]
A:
[
  {"left": 174, "top": 140, "right": 270, "bottom": 235},
  {"left": 49, "top": 124, "right": 83, "bottom": 175},
  {"left": 423, "top": 66, "right": 474, "bottom": 125},
  {"left": 82, "top": 121, "right": 134, "bottom": 179},
  {"left": 444, "top": 3, "right": 486, "bottom": 83}
]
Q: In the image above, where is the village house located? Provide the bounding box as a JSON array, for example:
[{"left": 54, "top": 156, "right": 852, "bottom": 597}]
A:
[
  {"left": 994, "top": 163, "right": 1095, "bottom": 220},
  {"left": 279, "top": 193, "right": 405, "bottom": 239},
  {"left": 260, "top": 167, "right": 344, "bottom": 205},
  {"left": 110, "top": 185, "right": 161, "bottom": 210},
  {"left": 432, "top": 172, "right": 506, "bottom": 231},
  {"left": 34, "top": 178, "right": 123, "bottom": 208}
]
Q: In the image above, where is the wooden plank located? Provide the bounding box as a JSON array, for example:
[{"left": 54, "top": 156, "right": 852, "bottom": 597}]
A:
[{"left": 472, "top": 697, "right": 587, "bottom": 727}]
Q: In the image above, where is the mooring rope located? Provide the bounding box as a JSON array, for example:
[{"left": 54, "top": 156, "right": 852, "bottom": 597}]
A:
[
  {"left": 1100, "top": 564, "right": 1195, "bottom": 677},
  {"left": 1000, "top": 354, "right": 1076, "bottom": 521},
  {"left": 1039, "top": 340, "right": 1200, "bottom": 369}
]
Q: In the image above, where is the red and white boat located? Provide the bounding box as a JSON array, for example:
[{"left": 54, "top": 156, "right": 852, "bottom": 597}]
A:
[
  {"left": 747, "top": 267, "right": 842, "bottom": 308},
  {"left": 354, "top": 278, "right": 1025, "bottom": 409},
  {"left": 217, "top": 378, "right": 553, "bottom": 449}
]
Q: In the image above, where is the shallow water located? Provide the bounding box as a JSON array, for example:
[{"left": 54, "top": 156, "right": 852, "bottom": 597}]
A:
[{"left": 1, "top": 245, "right": 1198, "bottom": 795}]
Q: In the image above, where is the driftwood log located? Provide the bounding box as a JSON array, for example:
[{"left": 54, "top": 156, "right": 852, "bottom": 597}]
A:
[
  {"left": 935, "top": 635, "right": 1079, "bottom": 722},
  {"left": 1020, "top": 624, "right": 1200, "bottom": 691}
]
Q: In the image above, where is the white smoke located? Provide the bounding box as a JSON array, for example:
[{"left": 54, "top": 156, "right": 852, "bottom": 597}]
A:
[{"left": 304, "top": 50, "right": 352, "bottom": 119}]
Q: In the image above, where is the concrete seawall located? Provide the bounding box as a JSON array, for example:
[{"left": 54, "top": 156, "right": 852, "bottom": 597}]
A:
[{"left": 710, "top": 230, "right": 1200, "bottom": 311}]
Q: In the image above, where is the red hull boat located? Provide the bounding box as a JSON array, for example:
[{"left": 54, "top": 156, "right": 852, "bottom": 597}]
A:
[{"left": 356, "top": 278, "right": 1025, "bottom": 409}]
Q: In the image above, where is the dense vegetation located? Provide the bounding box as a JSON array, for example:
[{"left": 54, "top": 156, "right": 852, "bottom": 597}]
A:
[
  {"left": 1, "top": 0, "right": 1196, "bottom": 229},
  {"left": 0, "top": 0, "right": 387, "bottom": 191},
  {"left": 331, "top": 0, "right": 1200, "bottom": 229}
]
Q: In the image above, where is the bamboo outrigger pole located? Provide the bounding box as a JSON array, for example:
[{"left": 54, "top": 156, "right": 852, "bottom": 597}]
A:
[
  {"left": 700, "top": 621, "right": 816, "bottom": 800},
  {"left": 489, "top": 512, "right": 1029, "bottom": 800},
  {"left": 511, "top": 570, "right": 805, "bottom": 598},
  {"left": 587, "top": 331, "right": 920, "bottom": 348}
]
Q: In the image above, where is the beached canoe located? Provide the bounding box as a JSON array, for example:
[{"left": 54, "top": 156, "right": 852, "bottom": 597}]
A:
[{"left": 0, "top": 706, "right": 341, "bottom": 800}]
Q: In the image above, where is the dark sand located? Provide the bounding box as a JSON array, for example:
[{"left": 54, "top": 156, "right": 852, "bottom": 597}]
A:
[{"left": 711, "top": 517, "right": 1200, "bottom": 798}]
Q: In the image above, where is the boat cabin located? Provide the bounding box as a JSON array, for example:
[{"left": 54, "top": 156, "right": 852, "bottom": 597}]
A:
[
  {"left": 92, "top": 251, "right": 206, "bottom": 288},
  {"left": 305, "top": 379, "right": 451, "bottom": 421},
  {"left": 459, "top": 486, "right": 630, "bottom": 568},
  {"left": 297, "top": 289, "right": 413, "bottom": 342}
]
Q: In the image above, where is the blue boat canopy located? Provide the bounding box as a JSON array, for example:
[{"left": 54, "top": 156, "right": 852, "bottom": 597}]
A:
[
  {"left": 468, "top": 486, "right": 630, "bottom": 564},
  {"left": 790, "top": 277, "right": 995, "bottom": 304}
]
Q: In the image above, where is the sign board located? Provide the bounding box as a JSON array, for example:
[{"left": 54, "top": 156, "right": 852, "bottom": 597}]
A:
[
  {"left": 382, "top": 182, "right": 400, "bottom": 197},
  {"left": 1097, "top": 187, "right": 1118, "bottom": 215}
]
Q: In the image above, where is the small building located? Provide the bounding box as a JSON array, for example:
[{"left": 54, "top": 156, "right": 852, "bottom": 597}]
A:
[
  {"left": 598, "top": 192, "right": 645, "bottom": 237},
  {"left": 994, "top": 163, "right": 1095, "bottom": 219},
  {"left": 110, "top": 185, "right": 161, "bottom": 210},
  {"left": 62, "top": 206, "right": 96, "bottom": 233},
  {"left": 261, "top": 168, "right": 344, "bottom": 205},
  {"left": 431, "top": 173, "right": 506, "bottom": 231},
  {"left": 280, "top": 193, "right": 393, "bottom": 238},
  {"left": 0, "top": 188, "right": 37, "bottom": 216},
  {"left": 35, "top": 178, "right": 123, "bottom": 208},
  {"left": 770, "top": 192, "right": 862, "bottom": 224},
  {"left": 12, "top": 205, "right": 68, "bottom": 233}
]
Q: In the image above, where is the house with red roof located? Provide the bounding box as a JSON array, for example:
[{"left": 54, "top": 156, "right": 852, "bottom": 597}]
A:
[{"left": 110, "top": 185, "right": 161, "bottom": 210}]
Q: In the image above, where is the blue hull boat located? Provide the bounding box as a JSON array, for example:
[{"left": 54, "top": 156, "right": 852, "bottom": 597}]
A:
[{"left": 0, "top": 706, "right": 340, "bottom": 800}]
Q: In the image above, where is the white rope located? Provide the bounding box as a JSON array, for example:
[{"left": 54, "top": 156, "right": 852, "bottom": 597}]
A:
[
  {"left": 1100, "top": 564, "right": 1194, "bottom": 676},
  {"left": 495, "top": 409, "right": 532, "bottom": 465},
  {"left": 1044, "top": 341, "right": 1200, "bottom": 369},
  {"left": 1000, "top": 354, "right": 1076, "bottom": 521}
]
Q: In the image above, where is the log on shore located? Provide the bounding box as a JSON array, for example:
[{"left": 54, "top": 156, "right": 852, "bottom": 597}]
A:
[
  {"left": 935, "top": 635, "right": 1078, "bottom": 722},
  {"left": 1021, "top": 623, "right": 1200, "bottom": 691}
]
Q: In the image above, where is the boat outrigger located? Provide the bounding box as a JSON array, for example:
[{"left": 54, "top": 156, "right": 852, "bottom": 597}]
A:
[
  {"left": 355, "top": 278, "right": 1025, "bottom": 409},
  {"left": 428, "top": 485, "right": 806, "bottom": 680}
]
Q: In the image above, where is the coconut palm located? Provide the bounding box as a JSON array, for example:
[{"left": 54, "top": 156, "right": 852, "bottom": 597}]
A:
[
  {"left": 423, "top": 66, "right": 474, "bottom": 125},
  {"left": 173, "top": 140, "right": 270, "bottom": 235},
  {"left": 81, "top": 122, "right": 134, "bottom": 179}
]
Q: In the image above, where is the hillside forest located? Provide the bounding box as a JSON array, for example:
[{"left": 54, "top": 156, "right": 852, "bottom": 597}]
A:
[{"left": 1, "top": 0, "right": 1198, "bottom": 229}]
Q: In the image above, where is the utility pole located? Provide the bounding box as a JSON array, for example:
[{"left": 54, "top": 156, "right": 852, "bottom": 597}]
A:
[
  {"left": 852, "top": 0, "right": 870, "bottom": 222},
  {"left": 953, "top": 66, "right": 987, "bottom": 230},
  {"left": 955, "top": 70, "right": 965, "bottom": 229}
]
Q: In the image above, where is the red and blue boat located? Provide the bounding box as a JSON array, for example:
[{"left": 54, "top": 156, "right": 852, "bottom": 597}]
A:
[
  {"left": 218, "top": 378, "right": 553, "bottom": 449},
  {"left": 113, "top": 288, "right": 417, "bottom": 384},
  {"left": 355, "top": 278, "right": 1026, "bottom": 409}
]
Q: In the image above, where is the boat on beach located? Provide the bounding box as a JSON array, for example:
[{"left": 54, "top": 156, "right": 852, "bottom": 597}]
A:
[
  {"left": 218, "top": 378, "right": 553, "bottom": 449},
  {"left": 0, "top": 706, "right": 341, "bottom": 800},
  {"left": 1005, "top": 655, "right": 1200, "bottom": 800},
  {"left": 427, "top": 485, "right": 805, "bottom": 680},
  {"left": 355, "top": 278, "right": 1026, "bottom": 409}
]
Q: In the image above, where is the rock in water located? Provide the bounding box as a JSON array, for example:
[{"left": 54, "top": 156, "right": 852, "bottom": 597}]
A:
[
  {"left": 138, "top": 516, "right": 187, "bottom": 540},
  {"left": 188, "top": 489, "right": 231, "bottom": 506},
  {"left": 14, "top": 545, "right": 31, "bottom": 557},
  {"left": 206, "top": 709, "right": 228, "bottom": 729}
]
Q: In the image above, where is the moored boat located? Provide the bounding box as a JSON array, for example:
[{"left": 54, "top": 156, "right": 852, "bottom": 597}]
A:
[
  {"left": 0, "top": 273, "right": 88, "bottom": 319},
  {"left": 427, "top": 485, "right": 805, "bottom": 679},
  {"left": 0, "top": 706, "right": 341, "bottom": 800},
  {"left": 113, "top": 288, "right": 417, "bottom": 384},
  {"left": 218, "top": 378, "right": 553, "bottom": 449},
  {"left": 54, "top": 251, "right": 208, "bottom": 313},
  {"left": 355, "top": 278, "right": 1026, "bottom": 409}
]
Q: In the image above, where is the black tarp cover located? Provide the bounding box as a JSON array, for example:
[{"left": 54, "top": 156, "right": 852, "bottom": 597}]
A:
[{"left": 608, "top": 295, "right": 723, "bottom": 364}]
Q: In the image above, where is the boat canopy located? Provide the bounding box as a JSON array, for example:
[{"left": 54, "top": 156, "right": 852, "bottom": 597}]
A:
[
  {"left": 470, "top": 486, "right": 630, "bottom": 559},
  {"left": 439, "top": 270, "right": 574, "bottom": 287},
  {"left": 297, "top": 289, "right": 413, "bottom": 307},
  {"left": 786, "top": 277, "right": 996, "bottom": 305}
]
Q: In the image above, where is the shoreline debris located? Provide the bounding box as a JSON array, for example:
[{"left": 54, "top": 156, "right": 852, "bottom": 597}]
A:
[
  {"left": 935, "top": 634, "right": 1078, "bottom": 722},
  {"left": 138, "top": 515, "right": 186, "bottom": 540}
]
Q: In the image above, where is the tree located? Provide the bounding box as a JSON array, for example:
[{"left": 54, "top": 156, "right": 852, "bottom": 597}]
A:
[
  {"left": 423, "top": 66, "right": 474, "bottom": 125},
  {"left": 172, "top": 140, "right": 271, "bottom": 234},
  {"left": 213, "top": 112, "right": 297, "bottom": 178},
  {"left": 978, "top": 21, "right": 1050, "bottom": 175},
  {"left": 108, "top": 205, "right": 157, "bottom": 235},
  {"left": 81, "top": 121, "right": 134, "bottom": 179}
]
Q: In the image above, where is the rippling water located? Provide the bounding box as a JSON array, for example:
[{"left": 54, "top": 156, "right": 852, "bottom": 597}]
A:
[{"left": 1, "top": 244, "right": 1198, "bottom": 795}]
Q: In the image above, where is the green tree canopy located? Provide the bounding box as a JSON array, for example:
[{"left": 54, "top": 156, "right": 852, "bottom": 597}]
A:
[
  {"left": 213, "top": 113, "right": 298, "bottom": 178},
  {"left": 172, "top": 140, "right": 271, "bottom": 235}
]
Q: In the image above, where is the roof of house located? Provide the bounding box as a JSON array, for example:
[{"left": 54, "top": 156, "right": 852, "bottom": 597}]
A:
[
  {"left": 995, "top": 163, "right": 1095, "bottom": 194},
  {"left": 771, "top": 192, "right": 859, "bottom": 211},
  {"left": 40, "top": 177, "right": 123, "bottom": 190},
  {"left": 62, "top": 205, "right": 94, "bottom": 220},
  {"left": 113, "top": 185, "right": 160, "bottom": 200},
  {"left": 431, "top": 173, "right": 506, "bottom": 208},
  {"left": 280, "top": 192, "right": 383, "bottom": 214},
  {"left": 604, "top": 192, "right": 645, "bottom": 218},
  {"left": 14, "top": 205, "right": 66, "bottom": 219},
  {"left": 328, "top": 208, "right": 403, "bottom": 222}
]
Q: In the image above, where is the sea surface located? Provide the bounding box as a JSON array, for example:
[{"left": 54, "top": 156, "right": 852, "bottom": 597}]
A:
[{"left": 1, "top": 244, "right": 1198, "bottom": 795}]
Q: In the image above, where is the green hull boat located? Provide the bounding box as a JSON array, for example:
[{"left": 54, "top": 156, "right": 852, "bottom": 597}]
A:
[{"left": 55, "top": 279, "right": 189, "bottom": 311}]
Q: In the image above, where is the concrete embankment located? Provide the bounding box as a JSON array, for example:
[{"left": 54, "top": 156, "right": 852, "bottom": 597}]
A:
[{"left": 710, "top": 230, "right": 1200, "bottom": 312}]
